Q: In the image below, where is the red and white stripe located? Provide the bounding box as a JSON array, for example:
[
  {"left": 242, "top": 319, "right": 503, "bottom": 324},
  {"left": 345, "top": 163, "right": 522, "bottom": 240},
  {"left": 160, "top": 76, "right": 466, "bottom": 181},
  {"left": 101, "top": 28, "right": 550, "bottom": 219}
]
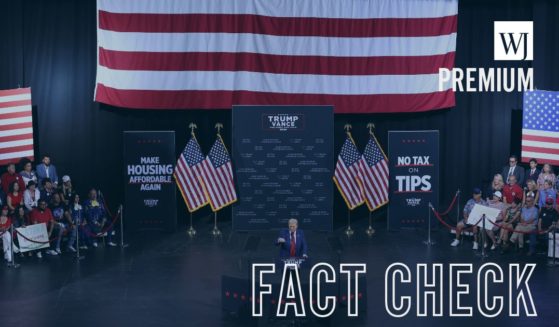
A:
[
  {"left": 521, "top": 129, "right": 559, "bottom": 166},
  {"left": 0, "top": 88, "right": 34, "bottom": 166},
  {"left": 334, "top": 158, "right": 364, "bottom": 210},
  {"left": 175, "top": 160, "right": 207, "bottom": 213},
  {"left": 95, "top": 0, "right": 457, "bottom": 113},
  {"left": 359, "top": 158, "right": 389, "bottom": 211},
  {"left": 199, "top": 159, "right": 237, "bottom": 212}
]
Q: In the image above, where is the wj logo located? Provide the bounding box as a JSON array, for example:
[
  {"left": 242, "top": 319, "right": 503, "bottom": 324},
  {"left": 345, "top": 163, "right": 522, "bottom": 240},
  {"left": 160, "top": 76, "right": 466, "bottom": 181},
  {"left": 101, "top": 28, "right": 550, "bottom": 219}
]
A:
[{"left": 494, "top": 21, "right": 533, "bottom": 61}]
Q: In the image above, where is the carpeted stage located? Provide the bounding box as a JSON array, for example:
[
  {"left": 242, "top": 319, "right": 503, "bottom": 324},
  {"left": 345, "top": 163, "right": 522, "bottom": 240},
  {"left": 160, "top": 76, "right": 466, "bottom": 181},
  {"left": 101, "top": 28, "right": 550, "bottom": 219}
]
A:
[{"left": 1, "top": 217, "right": 557, "bottom": 327}]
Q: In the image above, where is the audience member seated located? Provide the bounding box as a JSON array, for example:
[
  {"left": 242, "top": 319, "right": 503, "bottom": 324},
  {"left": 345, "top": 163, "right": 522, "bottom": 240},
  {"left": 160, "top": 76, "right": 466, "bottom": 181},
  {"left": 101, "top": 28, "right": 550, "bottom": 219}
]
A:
[
  {"left": 49, "top": 193, "right": 72, "bottom": 253},
  {"left": 523, "top": 179, "right": 540, "bottom": 206},
  {"left": 525, "top": 158, "right": 540, "bottom": 186},
  {"left": 503, "top": 175, "right": 523, "bottom": 204},
  {"left": 66, "top": 194, "right": 85, "bottom": 251},
  {"left": 84, "top": 189, "right": 116, "bottom": 247},
  {"left": 60, "top": 175, "right": 76, "bottom": 206},
  {"left": 510, "top": 196, "right": 539, "bottom": 255},
  {"left": 19, "top": 160, "right": 37, "bottom": 187},
  {"left": 486, "top": 191, "right": 506, "bottom": 250},
  {"left": 450, "top": 188, "right": 486, "bottom": 247},
  {"left": 538, "top": 180, "right": 557, "bottom": 208},
  {"left": 499, "top": 199, "right": 521, "bottom": 253},
  {"left": 1, "top": 163, "right": 26, "bottom": 195},
  {"left": 485, "top": 174, "right": 504, "bottom": 201},
  {"left": 29, "top": 199, "right": 60, "bottom": 257},
  {"left": 537, "top": 164, "right": 556, "bottom": 190},
  {"left": 501, "top": 155, "right": 525, "bottom": 187},
  {"left": 6, "top": 181, "right": 24, "bottom": 215},
  {"left": 23, "top": 181, "right": 40, "bottom": 212},
  {"left": 40, "top": 178, "right": 56, "bottom": 205},
  {"left": 539, "top": 198, "right": 558, "bottom": 234},
  {"left": 36, "top": 155, "right": 59, "bottom": 188},
  {"left": 11, "top": 206, "right": 27, "bottom": 228}
]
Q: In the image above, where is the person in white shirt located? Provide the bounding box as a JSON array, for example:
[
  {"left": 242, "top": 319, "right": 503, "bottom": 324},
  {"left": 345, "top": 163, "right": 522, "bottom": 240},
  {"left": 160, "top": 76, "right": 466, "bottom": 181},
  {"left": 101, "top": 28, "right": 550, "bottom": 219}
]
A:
[{"left": 23, "top": 180, "right": 40, "bottom": 212}]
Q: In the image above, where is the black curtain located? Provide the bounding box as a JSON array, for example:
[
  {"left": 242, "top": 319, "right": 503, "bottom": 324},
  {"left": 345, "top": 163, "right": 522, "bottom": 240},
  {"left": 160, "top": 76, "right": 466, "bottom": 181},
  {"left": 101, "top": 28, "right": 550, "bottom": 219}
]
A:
[{"left": 0, "top": 0, "right": 557, "bottom": 228}]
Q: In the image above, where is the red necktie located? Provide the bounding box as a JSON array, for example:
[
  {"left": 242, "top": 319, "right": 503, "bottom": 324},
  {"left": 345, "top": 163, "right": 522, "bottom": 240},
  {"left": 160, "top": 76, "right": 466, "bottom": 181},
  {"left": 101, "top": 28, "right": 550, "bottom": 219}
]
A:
[{"left": 290, "top": 232, "right": 296, "bottom": 257}]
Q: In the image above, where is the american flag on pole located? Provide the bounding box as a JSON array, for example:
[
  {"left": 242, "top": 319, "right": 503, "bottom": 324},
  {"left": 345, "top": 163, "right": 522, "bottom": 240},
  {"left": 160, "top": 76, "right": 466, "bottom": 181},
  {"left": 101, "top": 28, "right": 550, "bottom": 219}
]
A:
[
  {"left": 358, "top": 135, "right": 389, "bottom": 211},
  {"left": 94, "top": 0, "right": 457, "bottom": 113},
  {"left": 0, "top": 88, "right": 34, "bottom": 166},
  {"left": 174, "top": 134, "right": 209, "bottom": 212},
  {"left": 334, "top": 134, "right": 364, "bottom": 210},
  {"left": 521, "top": 90, "right": 559, "bottom": 165},
  {"left": 199, "top": 135, "right": 237, "bottom": 211}
]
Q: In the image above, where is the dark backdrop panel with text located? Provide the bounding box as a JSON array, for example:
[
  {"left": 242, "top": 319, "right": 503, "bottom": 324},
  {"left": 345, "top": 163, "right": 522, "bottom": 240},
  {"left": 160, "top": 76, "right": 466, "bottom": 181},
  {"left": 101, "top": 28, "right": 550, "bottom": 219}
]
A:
[
  {"left": 388, "top": 131, "right": 439, "bottom": 230},
  {"left": 232, "top": 106, "right": 333, "bottom": 231},
  {"left": 123, "top": 131, "right": 177, "bottom": 232}
]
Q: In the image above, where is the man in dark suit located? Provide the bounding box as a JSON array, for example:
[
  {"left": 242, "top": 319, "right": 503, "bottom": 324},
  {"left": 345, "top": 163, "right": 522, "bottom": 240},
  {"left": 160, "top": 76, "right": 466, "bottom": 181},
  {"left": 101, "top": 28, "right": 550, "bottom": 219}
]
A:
[
  {"left": 276, "top": 218, "right": 308, "bottom": 258},
  {"left": 501, "top": 155, "right": 525, "bottom": 187},
  {"left": 525, "top": 158, "right": 540, "bottom": 186}
]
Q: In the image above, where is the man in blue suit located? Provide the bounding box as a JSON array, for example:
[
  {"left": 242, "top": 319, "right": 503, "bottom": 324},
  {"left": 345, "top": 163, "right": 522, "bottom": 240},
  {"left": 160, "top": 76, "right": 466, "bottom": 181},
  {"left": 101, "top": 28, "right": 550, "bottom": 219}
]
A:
[
  {"left": 276, "top": 218, "right": 308, "bottom": 259},
  {"left": 36, "top": 155, "right": 59, "bottom": 188}
]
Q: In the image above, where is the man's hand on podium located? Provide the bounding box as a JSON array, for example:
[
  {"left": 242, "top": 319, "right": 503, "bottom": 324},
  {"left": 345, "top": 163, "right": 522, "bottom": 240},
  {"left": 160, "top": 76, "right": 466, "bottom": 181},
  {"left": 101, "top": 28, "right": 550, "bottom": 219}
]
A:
[{"left": 277, "top": 237, "right": 286, "bottom": 243}]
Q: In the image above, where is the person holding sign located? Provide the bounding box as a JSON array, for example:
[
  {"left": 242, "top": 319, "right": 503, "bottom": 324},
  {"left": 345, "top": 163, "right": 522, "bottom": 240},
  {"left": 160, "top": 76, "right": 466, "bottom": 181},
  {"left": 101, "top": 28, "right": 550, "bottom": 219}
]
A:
[
  {"left": 450, "top": 188, "right": 487, "bottom": 247},
  {"left": 510, "top": 196, "right": 539, "bottom": 255},
  {"left": 29, "top": 199, "right": 59, "bottom": 257}
]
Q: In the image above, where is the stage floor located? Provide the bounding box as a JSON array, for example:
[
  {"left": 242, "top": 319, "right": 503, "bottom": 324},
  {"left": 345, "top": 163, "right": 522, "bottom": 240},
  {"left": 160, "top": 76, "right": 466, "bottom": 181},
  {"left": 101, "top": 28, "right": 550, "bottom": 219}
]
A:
[{"left": 1, "top": 218, "right": 557, "bottom": 327}]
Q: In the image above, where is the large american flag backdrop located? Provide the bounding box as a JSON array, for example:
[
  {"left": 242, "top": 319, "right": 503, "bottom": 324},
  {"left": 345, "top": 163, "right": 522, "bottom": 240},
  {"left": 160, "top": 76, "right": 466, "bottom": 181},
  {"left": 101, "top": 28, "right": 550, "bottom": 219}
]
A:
[
  {"left": 95, "top": 0, "right": 457, "bottom": 113},
  {"left": 0, "top": 88, "right": 34, "bottom": 166},
  {"left": 521, "top": 90, "right": 559, "bottom": 165}
]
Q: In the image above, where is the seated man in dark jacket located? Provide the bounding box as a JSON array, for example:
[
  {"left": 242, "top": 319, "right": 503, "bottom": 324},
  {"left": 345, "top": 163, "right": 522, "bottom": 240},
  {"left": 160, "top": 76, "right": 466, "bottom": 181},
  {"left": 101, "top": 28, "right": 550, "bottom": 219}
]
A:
[{"left": 276, "top": 218, "right": 308, "bottom": 259}]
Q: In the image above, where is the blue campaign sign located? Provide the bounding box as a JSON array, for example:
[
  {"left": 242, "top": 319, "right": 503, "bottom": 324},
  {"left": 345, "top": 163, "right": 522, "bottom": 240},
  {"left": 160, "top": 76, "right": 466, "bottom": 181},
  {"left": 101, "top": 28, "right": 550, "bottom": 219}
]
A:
[
  {"left": 232, "top": 106, "right": 333, "bottom": 231},
  {"left": 388, "top": 131, "right": 439, "bottom": 230},
  {"left": 123, "top": 131, "right": 177, "bottom": 232}
]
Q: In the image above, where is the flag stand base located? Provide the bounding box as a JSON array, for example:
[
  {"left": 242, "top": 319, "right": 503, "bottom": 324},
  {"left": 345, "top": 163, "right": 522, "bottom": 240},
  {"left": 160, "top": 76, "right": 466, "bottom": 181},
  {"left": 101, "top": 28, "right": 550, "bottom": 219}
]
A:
[
  {"left": 344, "top": 210, "right": 354, "bottom": 237},
  {"left": 366, "top": 211, "right": 375, "bottom": 237},
  {"left": 211, "top": 212, "right": 221, "bottom": 236},
  {"left": 187, "top": 213, "right": 196, "bottom": 237}
]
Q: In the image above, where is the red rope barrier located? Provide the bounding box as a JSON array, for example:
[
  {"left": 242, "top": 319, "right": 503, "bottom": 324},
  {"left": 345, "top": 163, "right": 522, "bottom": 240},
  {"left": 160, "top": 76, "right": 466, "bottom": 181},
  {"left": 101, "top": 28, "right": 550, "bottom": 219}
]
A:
[
  {"left": 434, "top": 191, "right": 460, "bottom": 216},
  {"left": 79, "top": 208, "right": 121, "bottom": 238},
  {"left": 431, "top": 206, "right": 481, "bottom": 231},
  {"left": 14, "top": 226, "right": 63, "bottom": 244}
]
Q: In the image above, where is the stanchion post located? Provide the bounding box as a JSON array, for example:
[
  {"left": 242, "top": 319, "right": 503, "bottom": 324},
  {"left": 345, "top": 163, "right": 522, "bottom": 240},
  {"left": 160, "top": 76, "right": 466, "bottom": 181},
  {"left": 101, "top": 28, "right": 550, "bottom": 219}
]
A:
[
  {"left": 187, "top": 212, "right": 196, "bottom": 237},
  {"left": 345, "top": 210, "right": 354, "bottom": 237},
  {"left": 7, "top": 224, "right": 20, "bottom": 268},
  {"left": 549, "top": 225, "right": 558, "bottom": 267},
  {"left": 424, "top": 203, "right": 436, "bottom": 245},
  {"left": 477, "top": 214, "right": 489, "bottom": 259},
  {"left": 119, "top": 205, "right": 129, "bottom": 248},
  {"left": 212, "top": 211, "right": 221, "bottom": 236},
  {"left": 456, "top": 189, "right": 461, "bottom": 225},
  {"left": 75, "top": 221, "right": 84, "bottom": 261},
  {"left": 366, "top": 210, "right": 375, "bottom": 237}
]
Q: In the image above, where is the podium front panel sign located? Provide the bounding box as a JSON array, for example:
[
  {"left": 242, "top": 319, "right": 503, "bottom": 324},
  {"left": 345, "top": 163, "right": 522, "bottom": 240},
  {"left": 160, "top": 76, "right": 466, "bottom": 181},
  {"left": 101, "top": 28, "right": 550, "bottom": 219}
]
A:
[
  {"left": 123, "top": 131, "right": 177, "bottom": 232},
  {"left": 232, "top": 106, "right": 333, "bottom": 231},
  {"left": 388, "top": 131, "right": 439, "bottom": 230}
]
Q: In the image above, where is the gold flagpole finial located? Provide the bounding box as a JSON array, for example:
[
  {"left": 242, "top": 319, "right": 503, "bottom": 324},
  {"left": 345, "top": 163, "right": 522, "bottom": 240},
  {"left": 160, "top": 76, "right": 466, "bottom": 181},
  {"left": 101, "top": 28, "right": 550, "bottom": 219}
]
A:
[
  {"left": 188, "top": 123, "right": 197, "bottom": 136},
  {"left": 215, "top": 122, "right": 223, "bottom": 135},
  {"left": 343, "top": 124, "right": 352, "bottom": 135},
  {"left": 366, "top": 123, "right": 375, "bottom": 136}
]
